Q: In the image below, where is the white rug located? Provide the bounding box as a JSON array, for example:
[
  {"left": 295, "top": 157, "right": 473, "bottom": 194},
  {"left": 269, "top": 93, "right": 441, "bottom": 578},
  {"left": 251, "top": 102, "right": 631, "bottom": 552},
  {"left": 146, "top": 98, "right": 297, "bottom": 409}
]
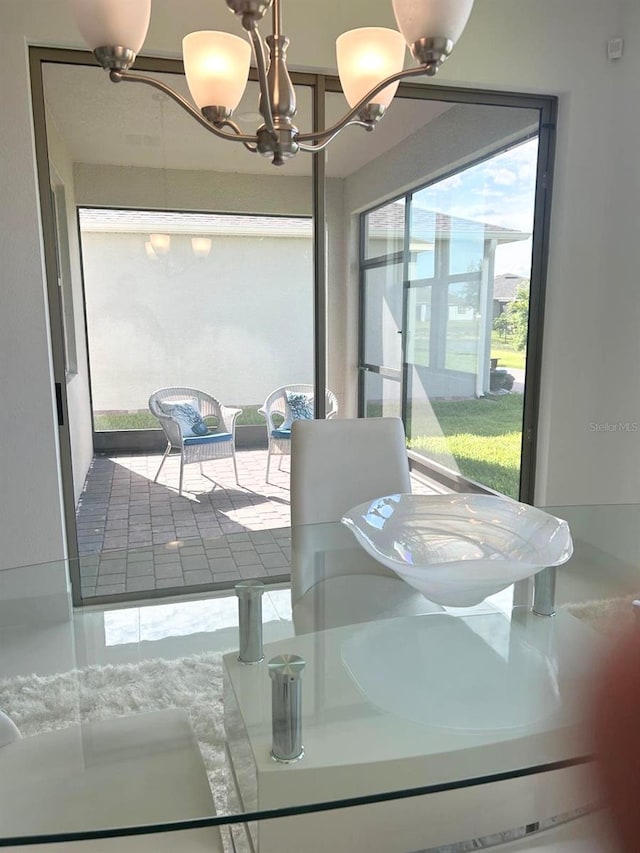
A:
[
  {"left": 0, "top": 652, "right": 233, "bottom": 812},
  {"left": 564, "top": 594, "right": 640, "bottom": 636},
  {"left": 0, "top": 605, "right": 626, "bottom": 853}
]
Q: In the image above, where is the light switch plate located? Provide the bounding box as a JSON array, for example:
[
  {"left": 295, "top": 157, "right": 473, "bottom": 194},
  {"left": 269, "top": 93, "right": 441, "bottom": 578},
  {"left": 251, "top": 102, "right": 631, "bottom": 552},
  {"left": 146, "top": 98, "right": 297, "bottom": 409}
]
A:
[{"left": 607, "top": 37, "right": 624, "bottom": 60}]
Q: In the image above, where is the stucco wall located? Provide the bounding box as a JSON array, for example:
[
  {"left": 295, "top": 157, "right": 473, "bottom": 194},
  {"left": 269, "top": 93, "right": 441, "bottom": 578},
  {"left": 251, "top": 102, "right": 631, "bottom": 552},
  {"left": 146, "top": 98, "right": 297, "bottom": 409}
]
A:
[
  {"left": 80, "top": 230, "right": 314, "bottom": 410},
  {"left": 76, "top": 165, "right": 349, "bottom": 417}
]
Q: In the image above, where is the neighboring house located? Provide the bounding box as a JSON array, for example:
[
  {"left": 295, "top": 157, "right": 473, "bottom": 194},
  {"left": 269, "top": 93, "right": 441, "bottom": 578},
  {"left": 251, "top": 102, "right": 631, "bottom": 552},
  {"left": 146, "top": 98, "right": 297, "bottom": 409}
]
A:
[
  {"left": 492, "top": 273, "right": 528, "bottom": 320},
  {"left": 367, "top": 203, "right": 529, "bottom": 398}
]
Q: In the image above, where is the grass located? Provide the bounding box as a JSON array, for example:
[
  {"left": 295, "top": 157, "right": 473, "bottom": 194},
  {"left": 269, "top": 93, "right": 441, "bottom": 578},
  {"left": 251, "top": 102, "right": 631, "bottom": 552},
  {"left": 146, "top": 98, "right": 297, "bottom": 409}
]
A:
[
  {"left": 490, "top": 333, "right": 526, "bottom": 370},
  {"left": 411, "top": 318, "right": 482, "bottom": 373},
  {"left": 407, "top": 394, "right": 524, "bottom": 498},
  {"left": 96, "top": 393, "right": 524, "bottom": 499},
  {"left": 93, "top": 405, "right": 266, "bottom": 431},
  {"left": 407, "top": 325, "right": 527, "bottom": 373}
]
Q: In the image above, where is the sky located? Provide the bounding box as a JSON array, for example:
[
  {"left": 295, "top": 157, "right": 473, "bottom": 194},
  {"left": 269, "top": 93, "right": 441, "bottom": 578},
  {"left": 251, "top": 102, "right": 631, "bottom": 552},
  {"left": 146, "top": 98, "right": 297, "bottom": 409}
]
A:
[{"left": 414, "top": 138, "right": 539, "bottom": 277}]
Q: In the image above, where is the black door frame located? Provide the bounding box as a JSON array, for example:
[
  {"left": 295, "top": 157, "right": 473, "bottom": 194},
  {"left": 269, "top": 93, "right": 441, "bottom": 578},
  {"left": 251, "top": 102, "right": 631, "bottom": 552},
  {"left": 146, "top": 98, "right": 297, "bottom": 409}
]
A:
[{"left": 357, "top": 87, "right": 557, "bottom": 503}]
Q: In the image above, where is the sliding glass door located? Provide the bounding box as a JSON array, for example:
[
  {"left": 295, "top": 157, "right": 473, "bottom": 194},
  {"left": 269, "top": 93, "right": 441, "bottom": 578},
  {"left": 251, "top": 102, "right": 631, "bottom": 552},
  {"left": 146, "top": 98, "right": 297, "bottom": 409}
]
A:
[{"left": 360, "top": 100, "right": 548, "bottom": 501}]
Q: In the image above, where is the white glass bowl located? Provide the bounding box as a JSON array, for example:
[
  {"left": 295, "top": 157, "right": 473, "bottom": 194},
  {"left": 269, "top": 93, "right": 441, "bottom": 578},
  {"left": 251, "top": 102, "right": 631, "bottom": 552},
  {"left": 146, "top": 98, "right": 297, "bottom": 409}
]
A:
[{"left": 341, "top": 494, "right": 573, "bottom": 606}]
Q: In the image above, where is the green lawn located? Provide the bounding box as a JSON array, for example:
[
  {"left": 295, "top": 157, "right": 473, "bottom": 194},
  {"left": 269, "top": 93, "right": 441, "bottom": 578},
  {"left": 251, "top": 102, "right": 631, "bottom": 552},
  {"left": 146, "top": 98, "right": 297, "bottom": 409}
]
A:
[
  {"left": 408, "top": 394, "right": 524, "bottom": 498},
  {"left": 411, "top": 318, "right": 482, "bottom": 373},
  {"left": 408, "top": 326, "right": 526, "bottom": 373},
  {"left": 490, "top": 333, "right": 526, "bottom": 370},
  {"left": 94, "top": 405, "right": 266, "bottom": 431},
  {"left": 96, "top": 394, "right": 524, "bottom": 499}
]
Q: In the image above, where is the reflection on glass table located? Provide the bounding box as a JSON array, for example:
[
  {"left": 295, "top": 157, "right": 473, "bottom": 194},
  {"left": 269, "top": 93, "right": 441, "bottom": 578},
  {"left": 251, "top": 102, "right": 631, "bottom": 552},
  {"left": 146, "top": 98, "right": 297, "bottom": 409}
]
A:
[{"left": 1, "top": 506, "right": 639, "bottom": 850}]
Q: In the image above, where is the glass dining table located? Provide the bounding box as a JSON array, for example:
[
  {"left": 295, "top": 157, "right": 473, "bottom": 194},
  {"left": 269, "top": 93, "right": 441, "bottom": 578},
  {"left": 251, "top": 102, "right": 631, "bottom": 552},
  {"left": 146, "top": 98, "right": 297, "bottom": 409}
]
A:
[{"left": 1, "top": 503, "right": 638, "bottom": 851}]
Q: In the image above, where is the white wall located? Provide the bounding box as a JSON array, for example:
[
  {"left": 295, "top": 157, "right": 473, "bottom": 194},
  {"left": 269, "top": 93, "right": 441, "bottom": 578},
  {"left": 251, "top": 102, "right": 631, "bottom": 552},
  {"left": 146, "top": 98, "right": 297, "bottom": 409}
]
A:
[
  {"left": 0, "top": 0, "right": 636, "bottom": 577},
  {"left": 75, "top": 165, "right": 352, "bottom": 414},
  {"left": 592, "top": 0, "right": 640, "bottom": 506},
  {"left": 0, "top": 5, "right": 67, "bottom": 571},
  {"left": 81, "top": 231, "right": 314, "bottom": 409}
]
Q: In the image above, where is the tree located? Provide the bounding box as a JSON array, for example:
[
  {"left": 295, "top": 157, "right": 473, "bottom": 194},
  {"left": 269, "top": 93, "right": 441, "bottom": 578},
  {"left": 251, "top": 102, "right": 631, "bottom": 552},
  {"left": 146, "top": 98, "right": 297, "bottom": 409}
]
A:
[
  {"left": 508, "top": 283, "right": 530, "bottom": 351},
  {"left": 493, "top": 310, "right": 512, "bottom": 341},
  {"left": 493, "top": 282, "right": 530, "bottom": 350}
]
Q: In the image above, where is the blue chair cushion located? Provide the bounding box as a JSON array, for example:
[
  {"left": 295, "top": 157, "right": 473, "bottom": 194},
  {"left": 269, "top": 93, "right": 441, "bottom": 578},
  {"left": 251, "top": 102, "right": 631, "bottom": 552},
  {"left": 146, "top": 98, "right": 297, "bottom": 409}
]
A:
[
  {"left": 183, "top": 432, "right": 233, "bottom": 447},
  {"left": 285, "top": 391, "right": 313, "bottom": 421},
  {"left": 158, "top": 399, "right": 209, "bottom": 437},
  {"left": 271, "top": 428, "right": 292, "bottom": 439}
]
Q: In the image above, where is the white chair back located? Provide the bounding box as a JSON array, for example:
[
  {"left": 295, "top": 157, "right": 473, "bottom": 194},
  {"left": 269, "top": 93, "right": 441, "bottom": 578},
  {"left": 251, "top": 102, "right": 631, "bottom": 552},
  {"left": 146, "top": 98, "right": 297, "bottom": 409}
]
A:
[
  {"left": 290, "top": 417, "right": 412, "bottom": 606},
  {"left": 290, "top": 416, "right": 410, "bottom": 526}
]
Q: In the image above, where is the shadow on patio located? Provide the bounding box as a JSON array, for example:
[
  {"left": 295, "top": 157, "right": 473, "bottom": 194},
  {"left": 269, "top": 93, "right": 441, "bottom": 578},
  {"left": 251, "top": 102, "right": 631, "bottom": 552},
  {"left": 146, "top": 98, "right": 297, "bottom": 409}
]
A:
[
  {"left": 75, "top": 448, "right": 441, "bottom": 600},
  {"left": 77, "top": 449, "right": 291, "bottom": 555}
]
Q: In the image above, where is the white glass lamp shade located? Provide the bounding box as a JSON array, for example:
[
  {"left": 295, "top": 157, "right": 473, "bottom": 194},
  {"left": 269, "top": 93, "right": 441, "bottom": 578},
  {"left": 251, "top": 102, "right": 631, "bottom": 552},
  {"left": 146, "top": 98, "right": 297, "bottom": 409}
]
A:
[
  {"left": 392, "top": 0, "right": 474, "bottom": 48},
  {"left": 69, "top": 0, "right": 151, "bottom": 52},
  {"left": 149, "top": 234, "right": 170, "bottom": 255},
  {"left": 183, "top": 31, "right": 251, "bottom": 112},
  {"left": 336, "top": 28, "right": 406, "bottom": 109},
  {"left": 191, "top": 237, "right": 212, "bottom": 259}
]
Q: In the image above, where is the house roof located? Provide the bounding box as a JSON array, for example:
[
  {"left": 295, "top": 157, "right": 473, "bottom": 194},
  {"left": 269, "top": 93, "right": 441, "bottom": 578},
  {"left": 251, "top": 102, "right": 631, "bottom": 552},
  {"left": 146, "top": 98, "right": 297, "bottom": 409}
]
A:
[
  {"left": 368, "top": 201, "right": 530, "bottom": 246},
  {"left": 78, "top": 208, "right": 313, "bottom": 238},
  {"left": 493, "top": 273, "right": 528, "bottom": 301},
  {"left": 80, "top": 203, "right": 530, "bottom": 246}
]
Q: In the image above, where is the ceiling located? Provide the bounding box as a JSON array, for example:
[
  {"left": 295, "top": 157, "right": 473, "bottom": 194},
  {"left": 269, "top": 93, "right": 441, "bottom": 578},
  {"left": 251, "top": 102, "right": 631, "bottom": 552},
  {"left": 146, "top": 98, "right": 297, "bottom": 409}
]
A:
[{"left": 42, "top": 62, "right": 451, "bottom": 180}]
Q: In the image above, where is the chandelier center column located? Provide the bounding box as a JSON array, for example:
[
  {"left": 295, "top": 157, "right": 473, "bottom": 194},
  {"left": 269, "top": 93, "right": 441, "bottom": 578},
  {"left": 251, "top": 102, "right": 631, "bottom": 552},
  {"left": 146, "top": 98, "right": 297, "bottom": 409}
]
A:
[{"left": 256, "top": 0, "right": 299, "bottom": 164}]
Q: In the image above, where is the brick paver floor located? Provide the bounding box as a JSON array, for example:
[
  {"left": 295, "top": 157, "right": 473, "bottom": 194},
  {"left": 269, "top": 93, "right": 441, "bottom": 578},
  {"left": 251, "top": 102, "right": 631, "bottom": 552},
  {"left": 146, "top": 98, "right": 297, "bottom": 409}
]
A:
[{"left": 76, "top": 448, "right": 442, "bottom": 600}]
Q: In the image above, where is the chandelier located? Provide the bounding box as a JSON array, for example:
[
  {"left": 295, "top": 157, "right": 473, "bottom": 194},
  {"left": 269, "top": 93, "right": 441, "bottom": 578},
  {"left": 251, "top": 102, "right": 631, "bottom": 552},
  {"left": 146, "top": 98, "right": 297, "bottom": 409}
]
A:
[{"left": 70, "top": 0, "right": 475, "bottom": 166}]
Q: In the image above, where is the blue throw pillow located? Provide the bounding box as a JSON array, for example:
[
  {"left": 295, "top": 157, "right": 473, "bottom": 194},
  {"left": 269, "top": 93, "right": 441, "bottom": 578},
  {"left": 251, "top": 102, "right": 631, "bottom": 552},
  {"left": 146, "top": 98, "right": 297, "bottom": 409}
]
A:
[
  {"left": 285, "top": 391, "right": 314, "bottom": 422},
  {"left": 159, "top": 399, "right": 209, "bottom": 437}
]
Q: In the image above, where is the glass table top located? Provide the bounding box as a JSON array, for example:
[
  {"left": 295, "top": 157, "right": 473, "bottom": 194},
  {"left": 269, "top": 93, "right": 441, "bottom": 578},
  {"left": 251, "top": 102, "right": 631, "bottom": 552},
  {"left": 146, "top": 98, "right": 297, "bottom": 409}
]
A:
[{"left": 0, "top": 503, "right": 638, "bottom": 848}]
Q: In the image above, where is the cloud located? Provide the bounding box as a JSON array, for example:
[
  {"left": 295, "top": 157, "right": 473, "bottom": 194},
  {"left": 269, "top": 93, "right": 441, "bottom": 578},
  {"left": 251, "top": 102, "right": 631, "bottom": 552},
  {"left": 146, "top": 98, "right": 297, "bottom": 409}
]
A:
[
  {"left": 486, "top": 166, "right": 518, "bottom": 186},
  {"left": 438, "top": 173, "right": 464, "bottom": 190},
  {"left": 411, "top": 138, "right": 539, "bottom": 270}
]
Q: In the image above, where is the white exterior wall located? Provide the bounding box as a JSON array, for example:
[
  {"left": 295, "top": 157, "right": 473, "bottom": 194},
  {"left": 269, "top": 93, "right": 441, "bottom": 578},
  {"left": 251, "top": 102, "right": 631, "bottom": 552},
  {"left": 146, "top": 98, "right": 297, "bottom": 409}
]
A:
[
  {"left": 75, "top": 163, "right": 337, "bottom": 411},
  {"left": 0, "top": 0, "right": 637, "bottom": 576},
  {"left": 80, "top": 231, "right": 314, "bottom": 410}
]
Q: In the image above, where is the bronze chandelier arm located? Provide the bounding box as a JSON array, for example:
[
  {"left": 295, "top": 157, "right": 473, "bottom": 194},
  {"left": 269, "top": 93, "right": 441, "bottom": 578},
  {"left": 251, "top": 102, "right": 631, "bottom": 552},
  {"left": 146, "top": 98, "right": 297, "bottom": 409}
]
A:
[
  {"left": 109, "top": 69, "right": 259, "bottom": 144},
  {"left": 297, "top": 121, "right": 374, "bottom": 152},
  {"left": 296, "top": 64, "right": 431, "bottom": 143},
  {"left": 216, "top": 118, "right": 259, "bottom": 152}
]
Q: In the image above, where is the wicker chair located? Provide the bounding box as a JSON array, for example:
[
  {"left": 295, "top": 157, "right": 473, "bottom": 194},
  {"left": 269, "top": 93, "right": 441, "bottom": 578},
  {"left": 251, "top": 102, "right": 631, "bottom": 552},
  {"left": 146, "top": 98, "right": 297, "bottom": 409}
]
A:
[
  {"left": 258, "top": 384, "right": 338, "bottom": 482},
  {"left": 149, "top": 387, "right": 242, "bottom": 496}
]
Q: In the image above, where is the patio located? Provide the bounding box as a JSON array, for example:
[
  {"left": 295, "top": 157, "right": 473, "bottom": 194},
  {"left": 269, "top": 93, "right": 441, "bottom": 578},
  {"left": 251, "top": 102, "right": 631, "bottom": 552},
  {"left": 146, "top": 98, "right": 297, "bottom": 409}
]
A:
[{"left": 76, "top": 448, "right": 443, "bottom": 600}]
